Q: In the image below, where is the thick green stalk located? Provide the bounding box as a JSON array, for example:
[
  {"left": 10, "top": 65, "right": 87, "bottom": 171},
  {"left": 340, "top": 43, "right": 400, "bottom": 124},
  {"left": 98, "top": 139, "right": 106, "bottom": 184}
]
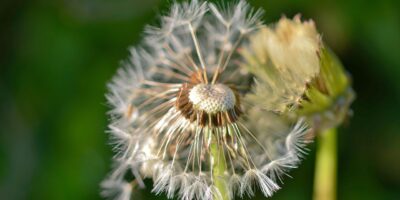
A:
[
  {"left": 210, "top": 133, "right": 229, "bottom": 200},
  {"left": 313, "top": 128, "right": 337, "bottom": 200}
]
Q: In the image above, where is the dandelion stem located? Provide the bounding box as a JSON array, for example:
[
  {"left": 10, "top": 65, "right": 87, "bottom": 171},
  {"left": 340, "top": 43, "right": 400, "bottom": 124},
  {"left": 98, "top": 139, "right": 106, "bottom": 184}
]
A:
[
  {"left": 313, "top": 127, "right": 337, "bottom": 200},
  {"left": 210, "top": 133, "right": 229, "bottom": 200}
]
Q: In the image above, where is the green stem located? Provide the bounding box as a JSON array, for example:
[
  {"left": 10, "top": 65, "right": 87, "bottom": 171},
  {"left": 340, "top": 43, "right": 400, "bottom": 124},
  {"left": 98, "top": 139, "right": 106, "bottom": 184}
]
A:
[
  {"left": 313, "top": 128, "right": 337, "bottom": 200},
  {"left": 210, "top": 133, "right": 229, "bottom": 200}
]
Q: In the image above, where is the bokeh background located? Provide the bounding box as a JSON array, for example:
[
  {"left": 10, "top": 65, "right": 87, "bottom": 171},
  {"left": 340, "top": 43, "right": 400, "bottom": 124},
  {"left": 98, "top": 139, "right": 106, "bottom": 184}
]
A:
[{"left": 1, "top": 0, "right": 399, "bottom": 199}]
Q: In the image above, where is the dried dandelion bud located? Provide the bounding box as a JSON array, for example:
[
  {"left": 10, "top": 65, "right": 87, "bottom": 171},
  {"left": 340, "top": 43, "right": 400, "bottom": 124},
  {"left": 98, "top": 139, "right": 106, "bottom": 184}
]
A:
[
  {"left": 242, "top": 15, "right": 354, "bottom": 131},
  {"left": 102, "top": 1, "right": 313, "bottom": 200}
]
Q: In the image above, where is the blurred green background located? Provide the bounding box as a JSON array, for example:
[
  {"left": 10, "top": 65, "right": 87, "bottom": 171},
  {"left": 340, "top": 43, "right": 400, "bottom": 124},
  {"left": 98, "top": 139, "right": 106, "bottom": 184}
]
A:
[{"left": 1, "top": 0, "right": 399, "bottom": 199}]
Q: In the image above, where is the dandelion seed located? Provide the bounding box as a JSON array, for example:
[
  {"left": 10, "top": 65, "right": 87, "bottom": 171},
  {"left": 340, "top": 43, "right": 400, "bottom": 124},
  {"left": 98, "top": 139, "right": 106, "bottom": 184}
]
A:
[{"left": 102, "top": 1, "right": 312, "bottom": 200}]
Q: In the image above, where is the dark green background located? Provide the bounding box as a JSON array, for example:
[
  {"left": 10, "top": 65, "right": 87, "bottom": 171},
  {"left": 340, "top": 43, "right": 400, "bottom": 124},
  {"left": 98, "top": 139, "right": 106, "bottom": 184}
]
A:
[{"left": 1, "top": 0, "right": 399, "bottom": 199}]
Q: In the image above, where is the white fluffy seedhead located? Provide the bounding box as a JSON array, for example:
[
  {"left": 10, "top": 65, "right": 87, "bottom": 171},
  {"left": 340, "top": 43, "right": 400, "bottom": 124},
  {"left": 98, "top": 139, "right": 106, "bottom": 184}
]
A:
[{"left": 103, "top": 1, "right": 312, "bottom": 200}]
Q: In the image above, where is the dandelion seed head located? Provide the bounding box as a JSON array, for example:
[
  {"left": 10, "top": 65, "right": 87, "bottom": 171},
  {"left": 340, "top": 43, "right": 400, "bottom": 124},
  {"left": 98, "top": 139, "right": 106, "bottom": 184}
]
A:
[{"left": 103, "top": 1, "right": 313, "bottom": 200}]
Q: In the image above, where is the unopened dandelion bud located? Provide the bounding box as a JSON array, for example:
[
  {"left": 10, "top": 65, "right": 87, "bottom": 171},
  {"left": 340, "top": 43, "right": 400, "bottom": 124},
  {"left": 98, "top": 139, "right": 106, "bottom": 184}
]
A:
[{"left": 243, "top": 15, "right": 354, "bottom": 131}]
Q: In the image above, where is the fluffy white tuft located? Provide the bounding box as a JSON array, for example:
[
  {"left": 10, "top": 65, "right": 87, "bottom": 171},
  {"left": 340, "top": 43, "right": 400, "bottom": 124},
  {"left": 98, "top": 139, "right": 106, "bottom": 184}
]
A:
[{"left": 103, "top": 1, "right": 314, "bottom": 200}]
